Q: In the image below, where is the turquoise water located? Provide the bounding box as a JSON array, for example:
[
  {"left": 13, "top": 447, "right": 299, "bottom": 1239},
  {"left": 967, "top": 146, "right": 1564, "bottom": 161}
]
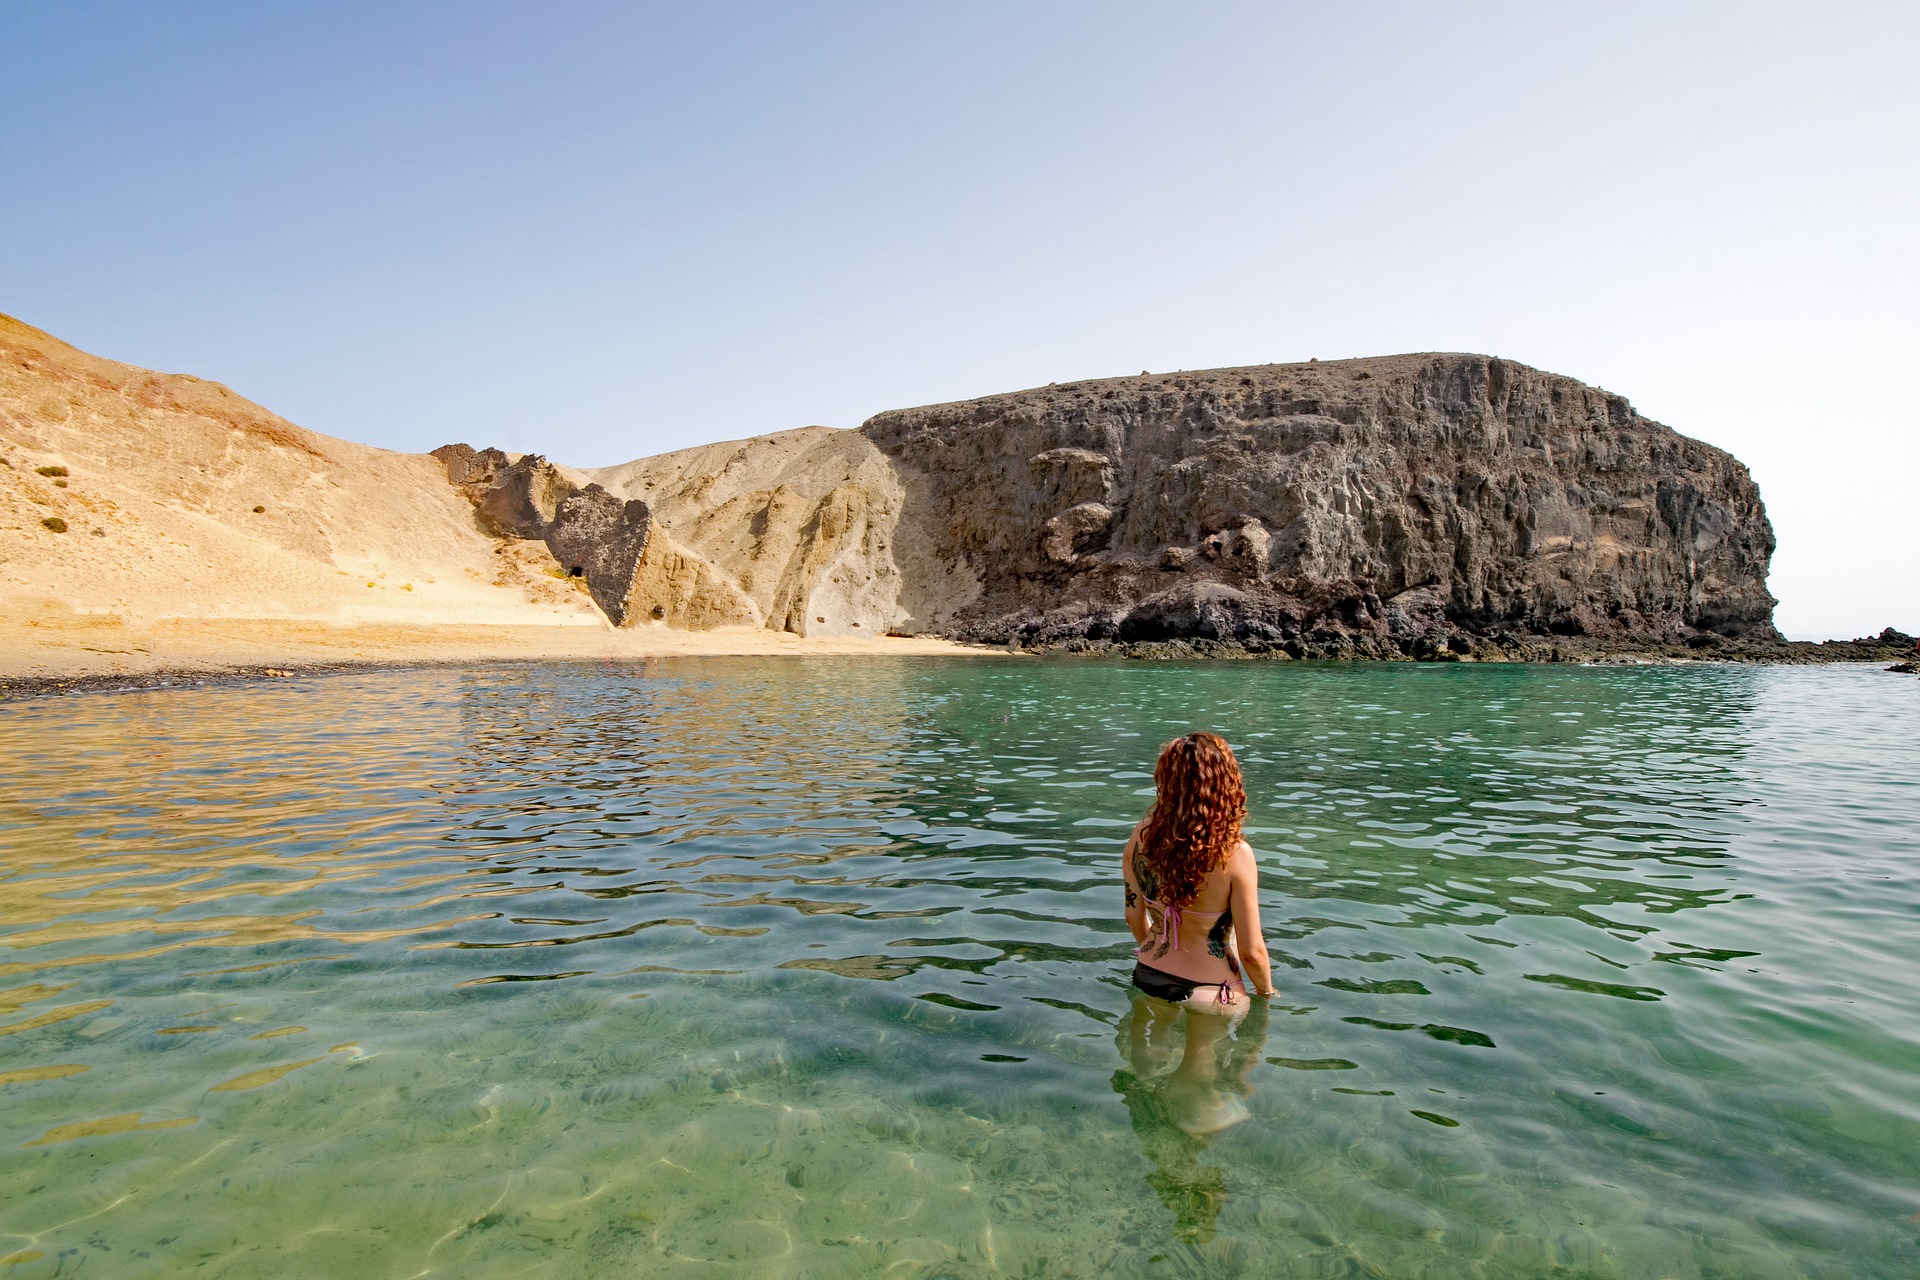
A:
[{"left": 1, "top": 658, "right": 1917, "bottom": 1278}]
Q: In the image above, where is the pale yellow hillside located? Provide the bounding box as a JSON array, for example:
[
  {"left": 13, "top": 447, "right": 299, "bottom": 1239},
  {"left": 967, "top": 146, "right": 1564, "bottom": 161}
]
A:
[
  {"left": 0, "top": 317, "right": 987, "bottom": 681},
  {"left": 0, "top": 313, "right": 602, "bottom": 628},
  {"left": 583, "top": 426, "right": 943, "bottom": 638}
]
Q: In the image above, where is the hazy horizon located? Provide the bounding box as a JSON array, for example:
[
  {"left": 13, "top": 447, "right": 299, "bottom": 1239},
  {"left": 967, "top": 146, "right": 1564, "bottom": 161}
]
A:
[{"left": 3, "top": 2, "right": 1914, "bottom": 639}]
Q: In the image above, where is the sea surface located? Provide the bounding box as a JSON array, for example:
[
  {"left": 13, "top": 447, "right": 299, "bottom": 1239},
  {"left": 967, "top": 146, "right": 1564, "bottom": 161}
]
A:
[{"left": 0, "top": 658, "right": 1916, "bottom": 1278}]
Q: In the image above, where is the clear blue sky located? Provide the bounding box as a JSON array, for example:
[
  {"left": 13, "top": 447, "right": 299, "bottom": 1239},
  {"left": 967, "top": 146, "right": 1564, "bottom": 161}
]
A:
[{"left": 3, "top": 2, "right": 1914, "bottom": 639}]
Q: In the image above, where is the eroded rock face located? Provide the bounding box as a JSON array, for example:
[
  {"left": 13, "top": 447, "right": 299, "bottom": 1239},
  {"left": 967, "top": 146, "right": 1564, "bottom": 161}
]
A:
[
  {"left": 862, "top": 354, "right": 1779, "bottom": 648},
  {"left": 543, "top": 487, "right": 652, "bottom": 625},
  {"left": 432, "top": 444, "right": 655, "bottom": 625},
  {"left": 581, "top": 427, "right": 909, "bottom": 638},
  {"left": 439, "top": 354, "right": 1780, "bottom": 651}
]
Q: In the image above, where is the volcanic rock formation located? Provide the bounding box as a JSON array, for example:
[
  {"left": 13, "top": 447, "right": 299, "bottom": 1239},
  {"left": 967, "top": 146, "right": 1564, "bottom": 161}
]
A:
[
  {"left": 490, "top": 354, "right": 1779, "bottom": 652},
  {"left": 859, "top": 355, "right": 1780, "bottom": 651},
  {"left": 430, "top": 445, "right": 656, "bottom": 625},
  {"left": 581, "top": 426, "right": 909, "bottom": 637}
]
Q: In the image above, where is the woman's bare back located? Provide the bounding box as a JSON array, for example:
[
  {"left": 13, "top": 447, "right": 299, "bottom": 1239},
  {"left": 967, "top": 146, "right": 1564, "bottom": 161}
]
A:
[{"left": 1126, "top": 825, "right": 1249, "bottom": 985}]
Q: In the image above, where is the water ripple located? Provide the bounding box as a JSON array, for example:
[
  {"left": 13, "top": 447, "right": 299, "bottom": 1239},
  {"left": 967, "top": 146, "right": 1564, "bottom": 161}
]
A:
[{"left": 0, "top": 659, "right": 1916, "bottom": 1276}]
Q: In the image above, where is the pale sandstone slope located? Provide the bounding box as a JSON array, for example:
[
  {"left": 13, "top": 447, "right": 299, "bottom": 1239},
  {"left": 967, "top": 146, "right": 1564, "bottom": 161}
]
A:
[
  {"left": 583, "top": 426, "right": 928, "bottom": 637},
  {"left": 0, "top": 313, "right": 601, "bottom": 628}
]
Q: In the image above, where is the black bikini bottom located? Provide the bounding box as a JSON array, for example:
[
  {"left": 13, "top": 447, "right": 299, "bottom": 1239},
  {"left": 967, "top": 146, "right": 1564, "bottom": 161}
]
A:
[{"left": 1132, "top": 961, "right": 1213, "bottom": 1003}]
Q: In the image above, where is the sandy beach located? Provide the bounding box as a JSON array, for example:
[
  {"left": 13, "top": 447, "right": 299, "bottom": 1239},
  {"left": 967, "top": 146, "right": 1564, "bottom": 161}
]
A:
[{"left": 0, "top": 602, "right": 990, "bottom": 691}]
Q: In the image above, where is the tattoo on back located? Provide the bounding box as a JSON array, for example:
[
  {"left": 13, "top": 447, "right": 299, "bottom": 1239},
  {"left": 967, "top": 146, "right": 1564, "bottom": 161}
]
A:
[
  {"left": 1206, "top": 908, "right": 1233, "bottom": 959},
  {"left": 1131, "top": 851, "right": 1161, "bottom": 902}
]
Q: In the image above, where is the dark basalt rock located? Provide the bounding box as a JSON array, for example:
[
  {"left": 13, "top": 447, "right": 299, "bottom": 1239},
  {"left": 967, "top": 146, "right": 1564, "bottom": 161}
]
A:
[
  {"left": 544, "top": 486, "right": 652, "bottom": 624},
  {"left": 431, "top": 444, "right": 568, "bottom": 538},
  {"left": 431, "top": 443, "right": 652, "bottom": 625},
  {"left": 863, "top": 353, "right": 1782, "bottom": 651}
]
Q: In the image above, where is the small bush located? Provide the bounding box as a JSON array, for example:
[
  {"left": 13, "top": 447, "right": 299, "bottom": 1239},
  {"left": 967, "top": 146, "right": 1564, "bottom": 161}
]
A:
[
  {"left": 36, "top": 465, "right": 68, "bottom": 477},
  {"left": 53, "top": 479, "right": 67, "bottom": 488},
  {"left": 252, "top": 505, "right": 265, "bottom": 513},
  {"left": 41, "top": 517, "right": 68, "bottom": 533}
]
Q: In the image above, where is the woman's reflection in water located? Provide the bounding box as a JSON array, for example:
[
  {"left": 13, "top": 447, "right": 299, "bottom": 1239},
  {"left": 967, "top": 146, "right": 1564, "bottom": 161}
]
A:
[{"left": 1111, "top": 991, "right": 1270, "bottom": 1244}]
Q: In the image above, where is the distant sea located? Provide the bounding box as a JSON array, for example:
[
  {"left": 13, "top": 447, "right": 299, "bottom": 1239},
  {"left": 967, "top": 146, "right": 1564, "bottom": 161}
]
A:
[{"left": 1, "top": 659, "right": 1915, "bottom": 1277}]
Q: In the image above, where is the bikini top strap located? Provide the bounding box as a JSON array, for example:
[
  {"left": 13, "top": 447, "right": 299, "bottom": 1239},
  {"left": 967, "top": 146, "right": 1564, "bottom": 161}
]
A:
[{"left": 1142, "top": 895, "right": 1227, "bottom": 918}]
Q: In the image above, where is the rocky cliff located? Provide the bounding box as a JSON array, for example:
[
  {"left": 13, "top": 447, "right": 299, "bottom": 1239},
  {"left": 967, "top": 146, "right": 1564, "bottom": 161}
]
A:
[
  {"left": 861, "top": 354, "right": 1779, "bottom": 653},
  {"left": 430, "top": 444, "right": 655, "bottom": 625},
  {"left": 584, "top": 427, "right": 909, "bottom": 636},
  {"left": 466, "top": 353, "right": 1777, "bottom": 654}
]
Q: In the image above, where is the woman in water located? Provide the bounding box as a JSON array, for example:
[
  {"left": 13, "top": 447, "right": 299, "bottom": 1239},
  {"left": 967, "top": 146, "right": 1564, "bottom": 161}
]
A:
[{"left": 1123, "top": 732, "right": 1276, "bottom": 1011}]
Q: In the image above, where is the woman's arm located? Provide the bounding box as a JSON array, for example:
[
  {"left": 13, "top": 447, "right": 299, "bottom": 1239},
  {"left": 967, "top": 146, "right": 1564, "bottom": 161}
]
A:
[
  {"left": 1122, "top": 824, "right": 1149, "bottom": 945},
  {"left": 1227, "top": 842, "right": 1276, "bottom": 996}
]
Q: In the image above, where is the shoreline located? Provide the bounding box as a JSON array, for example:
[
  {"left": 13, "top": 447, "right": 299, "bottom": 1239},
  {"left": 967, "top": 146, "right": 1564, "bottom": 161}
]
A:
[
  {"left": 2, "top": 619, "right": 1913, "bottom": 701},
  {"left": 0, "top": 612, "right": 1001, "bottom": 699},
  {"left": 1010, "top": 632, "right": 1920, "bottom": 668}
]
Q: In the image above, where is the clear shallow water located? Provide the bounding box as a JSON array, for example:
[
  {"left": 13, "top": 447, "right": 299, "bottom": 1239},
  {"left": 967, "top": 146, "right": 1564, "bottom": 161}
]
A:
[{"left": 0, "top": 658, "right": 1917, "bottom": 1278}]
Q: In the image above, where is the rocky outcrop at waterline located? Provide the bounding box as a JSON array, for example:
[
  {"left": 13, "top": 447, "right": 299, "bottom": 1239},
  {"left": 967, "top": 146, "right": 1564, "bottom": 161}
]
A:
[{"left": 456, "top": 354, "right": 1782, "bottom": 655}]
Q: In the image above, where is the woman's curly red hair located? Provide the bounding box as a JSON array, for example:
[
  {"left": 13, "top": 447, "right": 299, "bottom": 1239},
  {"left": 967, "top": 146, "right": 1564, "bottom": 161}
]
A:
[{"left": 1136, "top": 732, "right": 1247, "bottom": 908}]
